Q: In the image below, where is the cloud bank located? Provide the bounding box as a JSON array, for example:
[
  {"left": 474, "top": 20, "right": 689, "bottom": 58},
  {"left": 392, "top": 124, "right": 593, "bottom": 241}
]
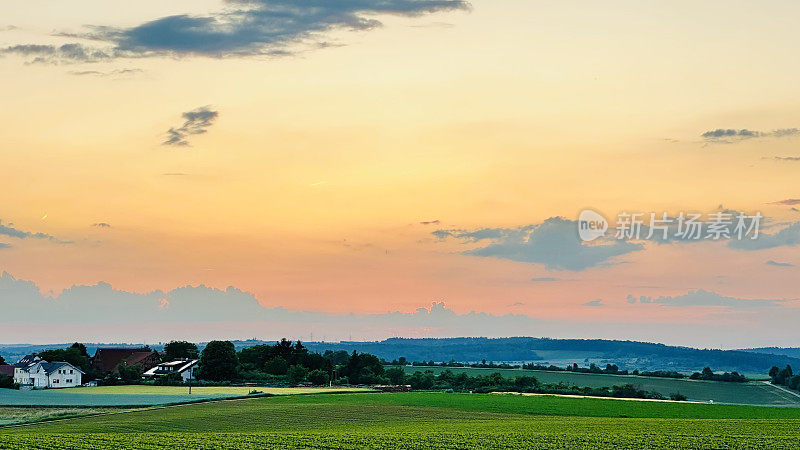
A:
[
  {"left": 701, "top": 127, "right": 800, "bottom": 142},
  {"left": 627, "top": 289, "right": 784, "bottom": 310}
]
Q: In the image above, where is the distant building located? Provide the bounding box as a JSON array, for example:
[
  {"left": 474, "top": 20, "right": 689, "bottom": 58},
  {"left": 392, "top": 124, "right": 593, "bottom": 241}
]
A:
[
  {"left": 93, "top": 347, "right": 161, "bottom": 374},
  {"left": 142, "top": 359, "right": 199, "bottom": 381},
  {"left": 13, "top": 360, "right": 84, "bottom": 389}
]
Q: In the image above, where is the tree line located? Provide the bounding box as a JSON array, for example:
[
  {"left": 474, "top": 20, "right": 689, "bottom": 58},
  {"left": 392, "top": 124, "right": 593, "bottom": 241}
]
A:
[{"left": 769, "top": 365, "right": 799, "bottom": 392}]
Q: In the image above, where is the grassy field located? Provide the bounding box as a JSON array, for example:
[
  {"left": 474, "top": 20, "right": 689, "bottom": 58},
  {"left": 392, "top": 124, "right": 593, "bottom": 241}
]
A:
[
  {"left": 399, "top": 365, "right": 800, "bottom": 406},
  {"left": 2, "top": 392, "right": 800, "bottom": 448},
  {"left": 0, "top": 386, "right": 367, "bottom": 407}
]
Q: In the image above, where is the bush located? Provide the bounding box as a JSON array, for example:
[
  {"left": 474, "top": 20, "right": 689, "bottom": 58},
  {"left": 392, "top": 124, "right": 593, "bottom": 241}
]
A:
[
  {"left": 0, "top": 374, "right": 19, "bottom": 390},
  {"left": 670, "top": 392, "right": 688, "bottom": 401}
]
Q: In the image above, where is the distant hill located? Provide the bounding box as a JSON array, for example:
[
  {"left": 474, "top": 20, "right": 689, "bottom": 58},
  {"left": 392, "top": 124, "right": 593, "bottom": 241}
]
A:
[
  {"left": 3, "top": 338, "right": 799, "bottom": 375},
  {"left": 303, "top": 338, "right": 800, "bottom": 374},
  {"left": 738, "top": 347, "right": 800, "bottom": 359}
]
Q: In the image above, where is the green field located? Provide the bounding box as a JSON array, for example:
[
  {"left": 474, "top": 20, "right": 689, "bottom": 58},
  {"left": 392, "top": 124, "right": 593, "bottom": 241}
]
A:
[
  {"left": 399, "top": 365, "right": 800, "bottom": 406},
  {"left": 2, "top": 392, "right": 800, "bottom": 448},
  {"left": 0, "top": 386, "right": 366, "bottom": 407}
]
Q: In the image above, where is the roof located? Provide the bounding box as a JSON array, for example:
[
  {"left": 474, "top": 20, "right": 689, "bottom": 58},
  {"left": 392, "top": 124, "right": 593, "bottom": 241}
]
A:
[
  {"left": 93, "top": 348, "right": 160, "bottom": 373},
  {"left": 0, "top": 365, "right": 13, "bottom": 377},
  {"left": 13, "top": 353, "right": 42, "bottom": 368},
  {"left": 39, "top": 362, "right": 85, "bottom": 375},
  {"left": 143, "top": 359, "right": 198, "bottom": 377}
]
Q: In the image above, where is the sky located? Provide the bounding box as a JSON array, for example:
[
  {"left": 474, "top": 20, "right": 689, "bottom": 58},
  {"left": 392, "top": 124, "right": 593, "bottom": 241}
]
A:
[{"left": 1, "top": 0, "right": 799, "bottom": 347}]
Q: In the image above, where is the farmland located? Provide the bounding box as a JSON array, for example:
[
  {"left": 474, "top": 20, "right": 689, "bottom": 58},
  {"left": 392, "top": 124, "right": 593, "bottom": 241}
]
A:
[
  {"left": 0, "top": 386, "right": 366, "bottom": 407},
  {"left": 1, "top": 392, "right": 800, "bottom": 448},
  {"left": 398, "top": 365, "right": 800, "bottom": 406}
]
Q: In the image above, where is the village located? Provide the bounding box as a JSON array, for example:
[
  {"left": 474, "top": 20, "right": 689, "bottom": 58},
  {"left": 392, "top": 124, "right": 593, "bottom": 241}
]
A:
[{"left": 1, "top": 346, "right": 197, "bottom": 390}]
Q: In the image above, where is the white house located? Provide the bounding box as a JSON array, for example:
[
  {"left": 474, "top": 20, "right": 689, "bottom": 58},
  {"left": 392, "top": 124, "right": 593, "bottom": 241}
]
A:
[
  {"left": 14, "top": 360, "right": 84, "bottom": 389},
  {"left": 142, "top": 359, "right": 199, "bottom": 381}
]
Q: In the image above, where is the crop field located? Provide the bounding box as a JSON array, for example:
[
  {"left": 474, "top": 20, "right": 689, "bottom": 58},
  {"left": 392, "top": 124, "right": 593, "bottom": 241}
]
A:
[
  {"left": 0, "top": 407, "right": 123, "bottom": 426},
  {"left": 2, "top": 392, "right": 800, "bottom": 448},
  {"left": 0, "top": 386, "right": 367, "bottom": 407},
  {"left": 398, "top": 365, "right": 800, "bottom": 406}
]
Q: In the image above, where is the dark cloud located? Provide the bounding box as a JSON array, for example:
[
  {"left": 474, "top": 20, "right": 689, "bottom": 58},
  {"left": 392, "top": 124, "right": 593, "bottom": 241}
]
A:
[
  {"left": 628, "top": 289, "right": 783, "bottom": 310},
  {"left": 92, "top": 222, "right": 111, "bottom": 228},
  {"left": 163, "top": 106, "right": 219, "bottom": 146},
  {"left": 701, "top": 129, "right": 761, "bottom": 139},
  {"left": 419, "top": 220, "right": 441, "bottom": 225},
  {"left": 766, "top": 260, "right": 793, "bottom": 267},
  {"left": 0, "top": 219, "right": 71, "bottom": 244},
  {"left": 1, "top": 0, "right": 470, "bottom": 64},
  {"left": 583, "top": 299, "right": 604, "bottom": 307},
  {"left": 435, "top": 218, "right": 642, "bottom": 271},
  {"left": 701, "top": 128, "right": 800, "bottom": 142}
]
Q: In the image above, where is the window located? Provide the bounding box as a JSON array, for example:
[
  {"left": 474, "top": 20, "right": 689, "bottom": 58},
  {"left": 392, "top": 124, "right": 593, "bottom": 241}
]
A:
[
  {"left": 66, "top": 379, "right": 72, "bottom": 383},
  {"left": 70, "top": 369, "right": 74, "bottom": 374},
  {"left": 53, "top": 379, "right": 59, "bottom": 384}
]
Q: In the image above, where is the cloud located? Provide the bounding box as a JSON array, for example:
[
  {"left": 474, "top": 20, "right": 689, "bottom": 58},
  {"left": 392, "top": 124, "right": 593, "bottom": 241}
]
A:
[
  {"left": 728, "top": 223, "right": 800, "bottom": 251},
  {"left": 701, "top": 128, "right": 800, "bottom": 143},
  {"left": 68, "top": 68, "right": 143, "bottom": 77},
  {"left": 627, "top": 289, "right": 784, "bottom": 310},
  {"left": 770, "top": 156, "right": 800, "bottom": 162},
  {"left": 531, "top": 277, "right": 558, "bottom": 282},
  {"left": 436, "top": 217, "right": 642, "bottom": 271},
  {"left": 163, "top": 106, "right": 219, "bottom": 146},
  {"left": 583, "top": 299, "right": 604, "bottom": 307},
  {"left": 92, "top": 222, "right": 111, "bottom": 228},
  {"left": 0, "top": 243, "right": 10, "bottom": 250},
  {"left": 0, "top": 43, "right": 113, "bottom": 64},
  {"left": 419, "top": 220, "right": 441, "bottom": 225},
  {"left": 0, "top": 219, "right": 70, "bottom": 244},
  {"left": 766, "top": 260, "right": 793, "bottom": 267},
  {"left": 771, "top": 199, "right": 800, "bottom": 206},
  {"left": 2, "top": 0, "right": 470, "bottom": 64}
]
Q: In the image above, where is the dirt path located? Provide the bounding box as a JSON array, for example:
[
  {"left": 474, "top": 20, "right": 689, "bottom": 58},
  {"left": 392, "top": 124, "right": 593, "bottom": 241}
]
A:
[{"left": 763, "top": 381, "right": 800, "bottom": 400}]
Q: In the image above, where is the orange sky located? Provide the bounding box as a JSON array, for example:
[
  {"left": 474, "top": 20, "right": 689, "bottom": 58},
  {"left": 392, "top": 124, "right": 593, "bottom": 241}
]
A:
[{"left": 1, "top": 0, "right": 799, "bottom": 344}]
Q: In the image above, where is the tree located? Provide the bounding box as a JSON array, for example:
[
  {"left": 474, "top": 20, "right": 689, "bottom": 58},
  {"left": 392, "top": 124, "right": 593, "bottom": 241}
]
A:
[
  {"left": 308, "top": 369, "right": 329, "bottom": 386},
  {"left": 164, "top": 341, "right": 199, "bottom": 361},
  {"left": 38, "top": 346, "right": 95, "bottom": 379},
  {"left": 118, "top": 363, "right": 143, "bottom": 384},
  {"left": 199, "top": 340, "right": 238, "bottom": 381},
  {"left": 386, "top": 367, "right": 406, "bottom": 385},
  {"left": 287, "top": 365, "right": 309, "bottom": 383},
  {"left": 70, "top": 343, "right": 89, "bottom": 358},
  {"left": 340, "top": 351, "right": 385, "bottom": 385},
  {"left": 0, "top": 354, "right": 6, "bottom": 365},
  {"left": 264, "top": 356, "right": 289, "bottom": 375}
]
